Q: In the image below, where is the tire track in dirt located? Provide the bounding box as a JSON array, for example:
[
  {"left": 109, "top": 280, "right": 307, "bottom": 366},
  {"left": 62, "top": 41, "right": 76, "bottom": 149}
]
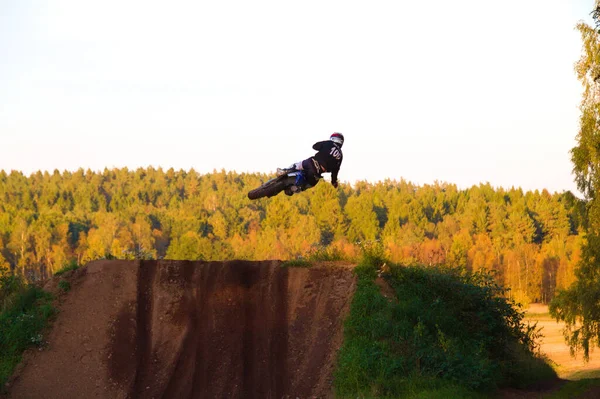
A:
[
  {"left": 6, "top": 260, "right": 355, "bottom": 398},
  {"left": 131, "top": 259, "right": 158, "bottom": 397}
]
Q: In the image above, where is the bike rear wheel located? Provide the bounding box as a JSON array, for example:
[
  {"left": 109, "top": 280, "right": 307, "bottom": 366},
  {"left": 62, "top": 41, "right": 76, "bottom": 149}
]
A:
[{"left": 247, "top": 178, "right": 287, "bottom": 200}]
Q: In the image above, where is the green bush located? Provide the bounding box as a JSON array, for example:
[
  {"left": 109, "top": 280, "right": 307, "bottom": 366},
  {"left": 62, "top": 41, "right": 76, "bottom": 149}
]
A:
[
  {"left": 0, "top": 274, "right": 55, "bottom": 389},
  {"left": 547, "top": 378, "right": 600, "bottom": 399},
  {"left": 334, "top": 263, "right": 556, "bottom": 397},
  {"left": 0, "top": 274, "right": 26, "bottom": 313},
  {"left": 357, "top": 240, "right": 386, "bottom": 268},
  {"left": 58, "top": 280, "right": 71, "bottom": 292},
  {"left": 283, "top": 243, "right": 350, "bottom": 267},
  {"left": 308, "top": 245, "right": 347, "bottom": 262},
  {"left": 54, "top": 261, "right": 79, "bottom": 277},
  {"left": 281, "top": 258, "right": 312, "bottom": 268}
]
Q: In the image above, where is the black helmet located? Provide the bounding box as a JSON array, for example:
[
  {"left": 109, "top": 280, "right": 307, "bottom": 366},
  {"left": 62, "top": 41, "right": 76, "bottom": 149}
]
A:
[{"left": 330, "top": 132, "right": 344, "bottom": 147}]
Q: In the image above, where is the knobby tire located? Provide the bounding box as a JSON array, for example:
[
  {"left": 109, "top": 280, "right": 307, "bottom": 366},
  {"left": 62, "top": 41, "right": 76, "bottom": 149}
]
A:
[{"left": 248, "top": 178, "right": 287, "bottom": 200}]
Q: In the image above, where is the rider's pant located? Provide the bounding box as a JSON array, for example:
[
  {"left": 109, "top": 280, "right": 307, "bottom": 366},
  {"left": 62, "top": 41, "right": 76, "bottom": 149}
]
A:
[{"left": 300, "top": 158, "right": 320, "bottom": 186}]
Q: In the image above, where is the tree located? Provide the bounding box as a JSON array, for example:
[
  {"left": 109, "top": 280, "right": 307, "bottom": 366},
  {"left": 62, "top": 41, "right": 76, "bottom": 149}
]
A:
[
  {"left": 0, "top": 239, "right": 9, "bottom": 276},
  {"left": 128, "top": 215, "right": 156, "bottom": 259},
  {"left": 550, "top": 2, "right": 600, "bottom": 360},
  {"left": 7, "top": 217, "right": 31, "bottom": 275},
  {"left": 0, "top": 165, "right": 587, "bottom": 289},
  {"left": 468, "top": 233, "right": 496, "bottom": 273},
  {"left": 31, "top": 221, "right": 52, "bottom": 277},
  {"left": 344, "top": 194, "right": 380, "bottom": 243},
  {"left": 418, "top": 238, "right": 444, "bottom": 266},
  {"left": 308, "top": 183, "right": 344, "bottom": 244},
  {"left": 165, "top": 231, "right": 212, "bottom": 260},
  {"left": 208, "top": 210, "right": 228, "bottom": 240},
  {"left": 447, "top": 228, "right": 472, "bottom": 267}
]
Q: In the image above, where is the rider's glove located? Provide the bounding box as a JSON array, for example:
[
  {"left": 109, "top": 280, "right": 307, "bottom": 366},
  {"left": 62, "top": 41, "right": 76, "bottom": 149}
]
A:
[{"left": 332, "top": 181, "right": 339, "bottom": 188}]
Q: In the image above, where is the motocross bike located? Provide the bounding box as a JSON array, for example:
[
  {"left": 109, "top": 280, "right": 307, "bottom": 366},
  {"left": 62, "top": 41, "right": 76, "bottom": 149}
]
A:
[{"left": 247, "top": 169, "right": 320, "bottom": 200}]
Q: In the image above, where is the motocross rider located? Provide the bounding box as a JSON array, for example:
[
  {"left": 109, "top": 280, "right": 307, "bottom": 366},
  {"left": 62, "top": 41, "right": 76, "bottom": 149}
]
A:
[{"left": 278, "top": 133, "right": 344, "bottom": 194}]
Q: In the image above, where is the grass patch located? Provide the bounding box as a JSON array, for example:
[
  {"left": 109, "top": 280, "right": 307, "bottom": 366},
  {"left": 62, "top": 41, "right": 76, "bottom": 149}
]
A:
[
  {"left": 546, "top": 379, "right": 600, "bottom": 398},
  {"left": 405, "top": 385, "right": 487, "bottom": 399},
  {"left": 525, "top": 311, "right": 551, "bottom": 318},
  {"left": 564, "top": 369, "right": 600, "bottom": 380},
  {"left": 282, "top": 245, "right": 349, "bottom": 268},
  {"left": 281, "top": 259, "right": 313, "bottom": 268},
  {"left": 308, "top": 245, "right": 348, "bottom": 262},
  {"left": 58, "top": 280, "right": 71, "bottom": 292},
  {"left": 0, "top": 274, "right": 56, "bottom": 389},
  {"left": 53, "top": 261, "right": 79, "bottom": 276},
  {"left": 334, "top": 258, "right": 556, "bottom": 398}
]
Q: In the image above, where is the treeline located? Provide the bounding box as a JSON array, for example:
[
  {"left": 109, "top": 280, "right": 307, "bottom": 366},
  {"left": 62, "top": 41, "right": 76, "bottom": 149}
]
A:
[{"left": 0, "top": 167, "right": 587, "bottom": 304}]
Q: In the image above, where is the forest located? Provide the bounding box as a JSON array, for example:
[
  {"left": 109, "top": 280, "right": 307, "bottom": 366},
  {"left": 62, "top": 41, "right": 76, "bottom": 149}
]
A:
[{"left": 0, "top": 167, "right": 587, "bottom": 305}]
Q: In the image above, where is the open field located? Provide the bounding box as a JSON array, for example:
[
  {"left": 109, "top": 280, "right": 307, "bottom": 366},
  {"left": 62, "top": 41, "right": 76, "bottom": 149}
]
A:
[{"left": 526, "top": 304, "right": 600, "bottom": 380}]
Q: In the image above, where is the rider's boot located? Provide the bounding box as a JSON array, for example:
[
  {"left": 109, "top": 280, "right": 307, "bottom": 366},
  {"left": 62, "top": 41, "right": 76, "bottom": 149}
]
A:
[
  {"left": 277, "top": 162, "right": 302, "bottom": 176},
  {"left": 284, "top": 186, "right": 301, "bottom": 196}
]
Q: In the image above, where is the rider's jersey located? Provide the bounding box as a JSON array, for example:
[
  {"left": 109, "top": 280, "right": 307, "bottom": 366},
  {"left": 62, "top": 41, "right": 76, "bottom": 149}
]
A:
[{"left": 311, "top": 141, "right": 343, "bottom": 184}]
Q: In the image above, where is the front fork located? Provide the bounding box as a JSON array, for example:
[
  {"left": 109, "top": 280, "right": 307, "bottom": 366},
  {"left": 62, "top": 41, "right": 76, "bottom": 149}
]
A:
[
  {"left": 282, "top": 172, "right": 308, "bottom": 195},
  {"left": 294, "top": 172, "right": 307, "bottom": 187}
]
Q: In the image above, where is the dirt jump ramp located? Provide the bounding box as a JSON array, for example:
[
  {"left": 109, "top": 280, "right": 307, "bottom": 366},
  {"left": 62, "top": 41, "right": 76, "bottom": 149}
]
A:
[{"left": 7, "top": 260, "right": 356, "bottom": 399}]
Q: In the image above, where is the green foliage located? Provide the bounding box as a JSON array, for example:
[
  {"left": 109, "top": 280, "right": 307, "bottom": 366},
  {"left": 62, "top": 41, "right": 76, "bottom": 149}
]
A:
[
  {"left": 550, "top": 234, "right": 600, "bottom": 361},
  {"left": 307, "top": 245, "right": 347, "bottom": 262},
  {"left": 357, "top": 240, "right": 386, "bottom": 268},
  {"left": 122, "top": 246, "right": 155, "bottom": 260},
  {"left": 334, "top": 263, "right": 556, "bottom": 398},
  {"left": 281, "top": 259, "right": 312, "bottom": 268},
  {"left": 0, "top": 275, "right": 24, "bottom": 313},
  {"left": 57, "top": 279, "right": 70, "bottom": 292},
  {"left": 404, "top": 386, "right": 486, "bottom": 399},
  {"left": 54, "top": 261, "right": 79, "bottom": 276},
  {"left": 546, "top": 378, "right": 600, "bottom": 399},
  {"left": 165, "top": 232, "right": 212, "bottom": 260},
  {"left": 345, "top": 194, "right": 380, "bottom": 243},
  {"left": 0, "top": 274, "right": 55, "bottom": 389},
  {"left": 550, "top": 3, "right": 600, "bottom": 363},
  {"left": 282, "top": 243, "right": 348, "bottom": 267},
  {"left": 0, "top": 167, "right": 586, "bottom": 305}
]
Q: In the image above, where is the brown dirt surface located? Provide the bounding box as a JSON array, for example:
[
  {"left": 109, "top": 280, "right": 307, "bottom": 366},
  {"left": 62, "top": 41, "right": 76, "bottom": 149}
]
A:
[{"left": 5, "top": 260, "right": 356, "bottom": 399}]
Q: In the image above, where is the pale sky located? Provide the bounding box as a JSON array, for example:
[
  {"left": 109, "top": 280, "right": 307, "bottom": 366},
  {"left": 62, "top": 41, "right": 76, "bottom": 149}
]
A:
[{"left": 0, "top": 0, "right": 595, "bottom": 194}]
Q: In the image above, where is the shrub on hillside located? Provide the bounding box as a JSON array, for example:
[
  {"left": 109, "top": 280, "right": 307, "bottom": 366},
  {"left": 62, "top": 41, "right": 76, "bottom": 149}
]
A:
[
  {"left": 357, "top": 240, "right": 386, "bottom": 267},
  {"left": 53, "top": 260, "right": 79, "bottom": 277},
  {"left": 335, "top": 263, "right": 556, "bottom": 397},
  {"left": 0, "top": 274, "right": 55, "bottom": 389},
  {"left": 58, "top": 280, "right": 71, "bottom": 292},
  {"left": 281, "top": 259, "right": 312, "bottom": 268},
  {"left": 308, "top": 245, "right": 347, "bottom": 262}
]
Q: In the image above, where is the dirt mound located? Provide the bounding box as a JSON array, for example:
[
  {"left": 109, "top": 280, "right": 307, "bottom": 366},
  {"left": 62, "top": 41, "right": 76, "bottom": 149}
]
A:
[{"left": 7, "top": 260, "right": 356, "bottom": 398}]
